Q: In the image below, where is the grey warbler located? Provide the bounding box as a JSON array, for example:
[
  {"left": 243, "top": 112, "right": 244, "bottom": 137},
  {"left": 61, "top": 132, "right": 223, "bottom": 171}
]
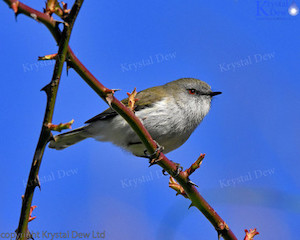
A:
[{"left": 49, "top": 78, "right": 221, "bottom": 156}]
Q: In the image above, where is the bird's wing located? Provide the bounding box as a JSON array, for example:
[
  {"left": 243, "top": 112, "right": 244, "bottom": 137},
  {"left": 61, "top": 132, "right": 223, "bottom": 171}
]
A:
[{"left": 85, "top": 86, "right": 165, "bottom": 124}]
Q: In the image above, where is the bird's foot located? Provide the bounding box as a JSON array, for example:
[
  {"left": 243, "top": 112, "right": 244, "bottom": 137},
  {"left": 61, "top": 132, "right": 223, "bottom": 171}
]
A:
[
  {"left": 142, "top": 141, "right": 164, "bottom": 167},
  {"left": 162, "top": 161, "right": 183, "bottom": 177}
]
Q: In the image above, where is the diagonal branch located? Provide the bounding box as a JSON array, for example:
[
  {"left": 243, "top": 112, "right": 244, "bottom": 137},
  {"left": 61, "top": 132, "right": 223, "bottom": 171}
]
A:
[
  {"left": 10, "top": 1, "right": 84, "bottom": 239},
  {"left": 3, "top": 1, "right": 241, "bottom": 239}
]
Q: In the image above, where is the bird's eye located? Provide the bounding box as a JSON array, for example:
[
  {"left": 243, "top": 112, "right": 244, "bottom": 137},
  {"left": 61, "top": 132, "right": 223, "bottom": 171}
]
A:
[{"left": 188, "top": 89, "right": 196, "bottom": 95}]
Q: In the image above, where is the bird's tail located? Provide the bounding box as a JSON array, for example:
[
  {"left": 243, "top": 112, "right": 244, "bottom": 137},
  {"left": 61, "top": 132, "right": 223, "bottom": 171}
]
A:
[{"left": 48, "top": 126, "right": 90, "bottom": 150}]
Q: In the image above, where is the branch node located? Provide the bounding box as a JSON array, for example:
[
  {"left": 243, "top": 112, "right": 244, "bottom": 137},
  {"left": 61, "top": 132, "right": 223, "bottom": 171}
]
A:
[
  {"left": 185, "top": 153, "right": 205, "bottom": 177},
  {"left": 169, "top": 177, "right": 188, "bottom": 198},
  {"left": 216, "top": 221, "right": 230, "bottom": 239},
  {"left": 46, "top": 119, "right": 74, "bottom": 132},
  {"left": 44, "top": 0, "right": 71, "bottom": 20}
]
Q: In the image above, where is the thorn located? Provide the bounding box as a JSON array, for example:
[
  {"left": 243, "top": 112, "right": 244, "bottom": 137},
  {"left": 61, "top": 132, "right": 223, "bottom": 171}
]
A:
[
  {"left": 35, "top": 175, "right": 41, "bottom": 190},
  {"left": 105, "top": 88, "right": 121, "bottom": 94},
  {"left": 27, "top": 230, "right": 34, "bottom": 240},
  {"left": 187, "top": 180, "right": 198, "bottom": 187},
  {"left": 40, "top": 83, "right": 51, "bottom": 94},
  {"left": 28, "top": 205, "right": 37, "bottom": 222},
  {"left": 111, "top": 89, "right": 121, "bottom": 92},
  {"left": 104, "top": 88, "right": 118, "bottom": 106},
  {"left": 106, "top": 94, "right": 113, "bottom": 107},
  {"left": 66, "top": 60, "right": 72, "bottom": 75},
  {"left": 188, "top": 202, "right": 195, "bottom": 209},
  {"left": 38, "top": 53, "right": 57, "bottom": 61}
]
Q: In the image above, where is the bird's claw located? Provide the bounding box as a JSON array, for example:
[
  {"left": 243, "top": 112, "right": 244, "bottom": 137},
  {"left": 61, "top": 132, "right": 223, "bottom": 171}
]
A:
[
  {"left": 162, "top": 162, "right": 183, "bottom": 177},
  {"left": 162, "top": 169, "right": 169, "bottom": 176},
  {"left": 143, "top": 141, "right": 164, "bottom": 167},
  {"left": 148, "top": 155, "right": 162, "bottom": 167}
]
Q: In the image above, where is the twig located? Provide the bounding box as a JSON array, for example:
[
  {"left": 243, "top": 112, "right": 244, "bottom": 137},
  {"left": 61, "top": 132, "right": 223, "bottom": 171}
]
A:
[
  {"left": 127, "top": 87, "right": 139, "bottom": 111},
  {"left": 3, "top": 1, "right": 245, "bottom": 239},
  {"left": 46, "top": 119, "right": 74, "bottom": 132},
  {"left": 244, "top": 229, "right": 259, "bottom": 240},
  {"left": 169, "top": 177, "right": 188, "bottom": 198},
  {"left": 8, "top": 1, "right": 84, "bottom": 239},
  {"left": 185, "top": 153, "right": 205, "bottom": 177}
]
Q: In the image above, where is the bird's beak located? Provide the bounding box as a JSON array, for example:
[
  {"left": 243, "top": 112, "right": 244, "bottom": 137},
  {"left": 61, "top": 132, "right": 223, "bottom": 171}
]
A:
[{"left": 209, "top": 91, "right": 222, "bottom": 96}]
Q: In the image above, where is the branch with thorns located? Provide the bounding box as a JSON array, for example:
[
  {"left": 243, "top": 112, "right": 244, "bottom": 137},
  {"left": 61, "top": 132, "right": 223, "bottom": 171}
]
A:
[{"left": 2, "top": 1, "right": 259, "bottom": 240}]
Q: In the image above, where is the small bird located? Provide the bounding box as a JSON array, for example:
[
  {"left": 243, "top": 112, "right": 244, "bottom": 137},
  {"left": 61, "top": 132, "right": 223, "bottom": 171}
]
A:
[{"left": 49, "top": 78, "right": 221, "bottom": 156}]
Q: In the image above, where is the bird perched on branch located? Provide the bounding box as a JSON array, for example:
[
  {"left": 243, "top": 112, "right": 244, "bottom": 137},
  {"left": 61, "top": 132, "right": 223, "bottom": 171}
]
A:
[{"left": 49, "top": 78, "right": 221, "bottom": 156}]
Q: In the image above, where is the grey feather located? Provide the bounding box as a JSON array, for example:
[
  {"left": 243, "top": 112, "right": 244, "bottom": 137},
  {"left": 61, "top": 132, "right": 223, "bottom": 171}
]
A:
[{"left": 48, "top": 126, "right": 89, "bottom": 150}]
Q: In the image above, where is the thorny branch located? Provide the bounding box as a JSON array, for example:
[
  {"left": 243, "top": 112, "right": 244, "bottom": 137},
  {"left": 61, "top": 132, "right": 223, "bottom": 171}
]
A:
[
  {"left": 3, "top": 1, "right": 258, "bottom": 239},
  {"left": 5, "top": 1, "right": 84, "bottom": 239}
]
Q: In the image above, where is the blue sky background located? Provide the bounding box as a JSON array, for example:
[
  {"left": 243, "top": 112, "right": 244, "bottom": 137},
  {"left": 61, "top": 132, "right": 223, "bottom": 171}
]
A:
[{"left": 1, "top": 0, "right": 299, "bottom": 239}]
